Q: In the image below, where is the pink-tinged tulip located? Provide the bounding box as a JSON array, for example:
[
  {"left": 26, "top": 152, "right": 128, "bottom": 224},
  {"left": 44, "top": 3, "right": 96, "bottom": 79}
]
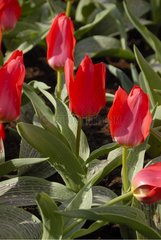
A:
[
  {"left": 0, "top": 0, "right": 21, "bottom": 31},
  {"left": 0, "top": 50, "right": 25, "bottom": 122},
  {"left": 46, "top": 13, "right": 76, "bottom": 70},
  {"left": 132, "top": 163, "right": 161, "bottom": 204},
  {"left": 65, "top": 55, "right": 106, "bottom": 118},
  {"left": 107, "top": 85, "right": 152, "bottom": 147}
]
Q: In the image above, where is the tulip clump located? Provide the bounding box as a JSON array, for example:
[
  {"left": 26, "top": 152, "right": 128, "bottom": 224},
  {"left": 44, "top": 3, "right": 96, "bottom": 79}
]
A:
[
  {"left": 65, "top": 55, "right": 106, "bottom": 118},
  {"left": 0, "top": 50, "right": 25, "bottom": 122},
  {"left": 46, "top": 12, "right": 76, "bottom": 71},
  {"left": 107, "top": 85, "right": 152, "bottom": 147},
  {"left": 132, "top": 162, "right": 161, "bottom": 204}
]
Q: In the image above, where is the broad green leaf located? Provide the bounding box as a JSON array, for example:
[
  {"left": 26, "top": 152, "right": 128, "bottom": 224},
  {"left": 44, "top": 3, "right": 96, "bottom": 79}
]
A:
[
  {"left": 17, "top": 123, "right": 86, "bottom": 192},
  {"left": 19, "top": 139, "right": 55, "bottom": 178},
  {"left": 134, "top": 46, "right": 161, "bottom": 107},
  {"left": 54, "top": 98, "right": 90, "bottom": 161},
  {"left": 4, "top": 21, "right": 49, "bottom": 55},
  {"left": 36, "top": 193, "right": 63, "bottom": 240},
  {"left": 88, "top": 147, "right": 122, "bottom": 185},
  {"left": 75, "top": 0, "right": 96, "bottom": 23},
  {"left": 0, "top": 176, "right": 75, "bottom": 206},
  {"left": 148, "top": 105, "right": 161, "bottom": 157},
  {"left": 107, "top": 64, "right": 133, "bottom": 93},
  {"left": 86, "top": 142, "right": 119, "bottom": 163},
  {"left": 0, "top": 205, "right": 42, "bottom": 239},
  {"left": 75, "top": 35, "right": 134, "bottom": 66},
  {"left": 127, "top": 142, "right": 147, "bottom": 182},
  {"left": 151, "top": 0, "right": 161, "bottom": 24},
  {"left": 63, "top": 183, "right": 92, "bottom": 238},
  {"left": 92, "top": 186, "right": 118, "bottom": 206},
  {"left": 61, "top": 205, "right": 161, "bottom": 239},
  {"left": 70, "top": 220, "right": 107, "bottom": 239},
  {"left": 0, "top": 157, "right": 47, "bottom": 176},
  {"left": 75, "top": 4, "right": 115, "bottom": 39},
  {"left": 37, "top": 88, "right": 90, "bottom": 161},
  {"left": 23, "top": 84, "right": 70, "bottom": 148},
  {"left": 124, "top": 1, "right": 161, "bottom": 62}
]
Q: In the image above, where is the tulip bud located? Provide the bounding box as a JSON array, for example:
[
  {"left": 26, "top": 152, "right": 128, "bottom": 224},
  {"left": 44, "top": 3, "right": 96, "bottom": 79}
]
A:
[
  {"left": 46, "top": 13, "right": 76, "bottom": 71},
  {"left": 107, "top": 85, "right": 152, "bottom": 147},
  {"left": 132, "top": 163, "right": 161, "bottom": 204},
  {"left": 65, "top": 55, "right": 106, "bottom": 118},
  {"left": 0, "top": 50, "right": 25, "bottom": 122},
  {"left": 0, "top": 0, "right": 21, "bottom": 31}
]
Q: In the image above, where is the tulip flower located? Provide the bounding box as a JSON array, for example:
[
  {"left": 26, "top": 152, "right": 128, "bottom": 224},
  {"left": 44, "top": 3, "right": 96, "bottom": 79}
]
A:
[
  {"left": 107, "top": 85, "right": 152, "bottom": 147},
  {"left": 46, "top": 12, "right": 76, "bottom": 71},
  {"left": 65, "top": 55, "right": 106, "bottom": 118},
  {"left": 0, "top": 123, "right": 4, "bottom": 139},
  {"left": 0, "top": 0, "right": 21, "bottom": 31},
  {"left": 0, "top": 49, "right": 25, "bottom": 122},
  {"left": 132, "top": 162, "right": 161, "bottom": 204}
]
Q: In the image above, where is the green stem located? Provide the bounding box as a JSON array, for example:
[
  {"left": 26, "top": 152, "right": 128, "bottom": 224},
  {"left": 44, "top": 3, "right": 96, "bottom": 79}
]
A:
[
  {"left": 76, "top": 118, "right": 83, "bottom": 157},
  {"left": 66, "top": 0, "right": 73, "bottom": 17},
  {"left": 104, "top": 191, "right": 133, "bottom": 206},
  {"left": 56, "top": 70, "right": 62, "bottom": 99},
  {"left": 122, "top": 146, "right": 129, "bottom": 193}
]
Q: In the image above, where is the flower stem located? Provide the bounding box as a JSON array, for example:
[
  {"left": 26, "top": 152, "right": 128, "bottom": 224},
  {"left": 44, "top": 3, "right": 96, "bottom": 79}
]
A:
[
  {"left": 104, "top": 191, "right": 133, "bottom": 206},
  {"left": 56, "top": 70, "right": 62, "bottom": 99},
  {"left": 76, "top": 118, "right": 83, "bottom": 157},
  {"left": 66, "top": 0, "right": 73, "bottom": 17},
  {"left": 122, "top": 146, "right": 129, "bottom": 193}
]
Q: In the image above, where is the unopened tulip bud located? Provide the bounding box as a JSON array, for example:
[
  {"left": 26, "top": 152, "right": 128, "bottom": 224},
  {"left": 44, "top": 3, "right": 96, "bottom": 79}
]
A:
[
  {"left": 132, "top": 163, "right": 161, "bottom": 204},
  {"left": 65, "top": 55, "right": 106, "bottom": 118}
]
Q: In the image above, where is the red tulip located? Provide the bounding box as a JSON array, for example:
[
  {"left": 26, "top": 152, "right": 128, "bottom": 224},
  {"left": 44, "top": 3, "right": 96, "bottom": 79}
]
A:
[
  {"left": 107, "top": 85, "right": 152, "bottom": 147},
  {"left": 0, "top": 123, "right": 5, "bottom": 139},
  {"left": 65, "top": 55, "right": 106, "bottom": 118},
  {"left": 0, "top": 50, "right": 25, "bottom": 122},
  {"left": 0, "top": 0, "right": 21, "bottom": 31},
  {"left": 132, "top": 162, "right": 161, "bottom": 204},
  {"left": 46, "top": 13, "right": 76, "bottom": 71}
]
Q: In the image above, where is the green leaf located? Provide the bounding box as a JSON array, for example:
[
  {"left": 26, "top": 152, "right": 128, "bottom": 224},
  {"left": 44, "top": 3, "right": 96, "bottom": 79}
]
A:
[
  {"left": 124, "top": 1, "right": 161, "bottom": 62},
  {"left": 134, "top": 46, "right": 161, "bottom": 107},
  {"left": 37, "top": 88, "right": 90, "bottom": 161},
  {"left": 36, "top": 193, "right": 63, "bottom": 240},
  {"left": 63, "top": 183, "right": 92, "bottom": 238},
  {"left": 75, "top": 35, "right": 134, "bottom": 66},
  {"left": 127, "top": 142, "right": 147, "bottom": 183},
  {"left": 0, "top": 176, "right": 75, "bottom": 206},
  {"left": 17, "top": 123, "right": 86, "bottom": 192},
  {"left": 88, "top": 147, "right": 122, "bottom": 185},
  {"left": 86, "top": 142, "right": 119, "bottom": 163},
  {"left": 70, "top": 220, "right": 107, "bottom": 239},
  {"left": 23, "top": 84, "right": 70, "bottom": 148},
  {"left": 0, "top": 157, "right": 47, "bottom": 176},
  {"left": 92, "top": 186, "right": 118, "bottom": 206},
  {"left": 60, "top": 205, "right": 161, "bottom": 239},
  {"left": 75, "top": 0, "right": 96, "bottom": 23},
  {"left": 75, "top": 4, "right": 115, "bottom": 39},
  {"left": 54, "top": 98, "right": 90, "bottom": 161},
  {"left": 19, "top": 139, "right": 56, "bottom": 178},
  {"left": 107, "top": 64, "right": 133, "bottom": 93},
  {"left": 0, "top": 205, "right": 42, "bottom": 239},
  {"left": 4, "top": 21, "right": 49, "bottom": 55}
]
